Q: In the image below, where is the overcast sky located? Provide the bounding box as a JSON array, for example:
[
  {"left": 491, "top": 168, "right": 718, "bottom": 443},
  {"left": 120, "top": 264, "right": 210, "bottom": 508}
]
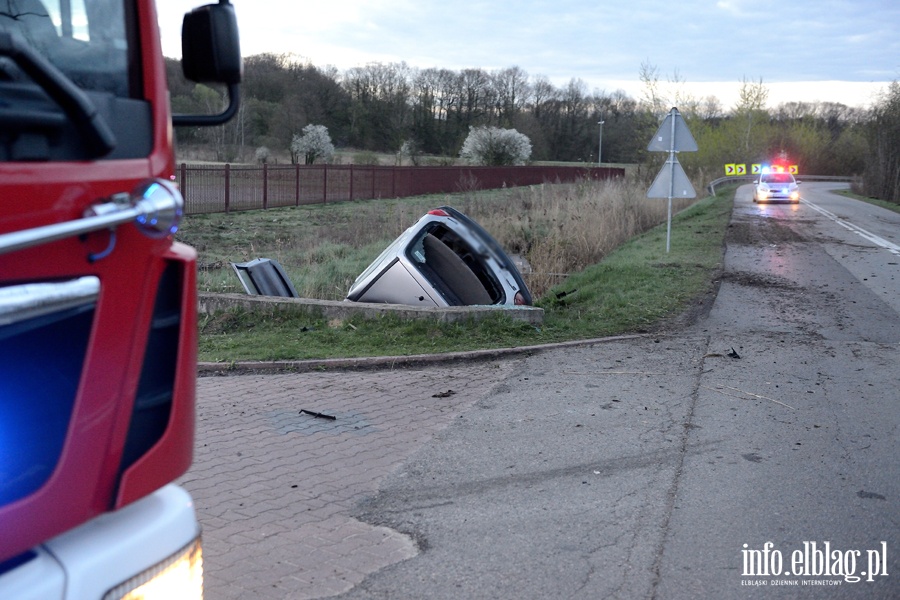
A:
[{"left": 158, "top": 0, "right": 899, "bottom": 108}]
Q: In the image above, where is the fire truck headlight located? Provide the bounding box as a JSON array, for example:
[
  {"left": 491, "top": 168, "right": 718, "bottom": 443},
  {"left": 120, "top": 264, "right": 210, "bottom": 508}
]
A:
[
  {"left": 132, "top": 179, "right": 184, "bottom": 238},
  {"left": 103, "top": 537, "right": 203, "bottom": 600}
]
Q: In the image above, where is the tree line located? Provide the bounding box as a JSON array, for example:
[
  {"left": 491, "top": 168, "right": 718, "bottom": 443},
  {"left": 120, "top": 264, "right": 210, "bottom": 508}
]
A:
[{"left": 166, "top": 55, "right": 900, "bottom": 203}]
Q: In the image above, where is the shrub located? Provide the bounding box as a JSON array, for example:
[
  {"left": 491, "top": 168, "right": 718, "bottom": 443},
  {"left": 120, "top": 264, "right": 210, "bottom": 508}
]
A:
[
  {"left": 291, "top": 124, "right": 335, "bottom": 165},
  {"left": 459, "top": 126, "right": 532, "bottom": 166}
]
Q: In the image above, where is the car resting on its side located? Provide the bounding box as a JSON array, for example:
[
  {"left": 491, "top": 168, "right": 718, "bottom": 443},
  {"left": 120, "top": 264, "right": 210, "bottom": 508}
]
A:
[{"left": 346, "top": 206, "right": 532, "bottom": 307}]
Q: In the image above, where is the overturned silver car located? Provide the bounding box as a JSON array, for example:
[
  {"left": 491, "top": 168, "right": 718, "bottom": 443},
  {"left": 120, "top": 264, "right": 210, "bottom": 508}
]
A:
[{"left": 346, "top": 206, "right": 532, "bottom": 307}]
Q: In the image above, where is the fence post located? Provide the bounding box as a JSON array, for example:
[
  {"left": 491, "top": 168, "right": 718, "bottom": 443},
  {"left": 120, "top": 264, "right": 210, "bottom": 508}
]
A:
[
  {"left": 323, "top": 164, "right": 327, "bottom": 204},
  {"left": 349, "top": 164, "right": 354, "bottom": 202},
  {"left": 295, "top": 163, "right": 300, "bottom": 206},
  {"left": 224, "top": 163, "right": 230, "bottom": 213},
  {"left": 371, "top": 166, "right": 376, "bottom": 199},
  {"left": 262, "top": 163, "right": 268, "bottom": 209},
  {"left": 179, "top": 163, "right": 187, "bottom": 212}
]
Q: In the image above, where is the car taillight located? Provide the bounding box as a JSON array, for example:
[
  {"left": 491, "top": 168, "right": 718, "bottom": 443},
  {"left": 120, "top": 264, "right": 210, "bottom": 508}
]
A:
[{"left": 428, "top": 209, "right": 451, "bottom": 217}]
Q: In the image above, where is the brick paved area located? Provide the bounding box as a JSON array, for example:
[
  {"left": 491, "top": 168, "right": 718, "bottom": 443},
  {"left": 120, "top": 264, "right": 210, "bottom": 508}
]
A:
[{"left": 180, "top": 361, "right": 516, "bottom": 599}]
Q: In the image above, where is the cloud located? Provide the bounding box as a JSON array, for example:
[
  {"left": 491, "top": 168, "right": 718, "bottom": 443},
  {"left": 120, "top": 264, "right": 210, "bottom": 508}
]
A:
[
  {"left": 156, "top": 0, "right": 897, "bottom": 107},
  {"left": 714, "top": 0, "right": 751, "bottom": 16}
]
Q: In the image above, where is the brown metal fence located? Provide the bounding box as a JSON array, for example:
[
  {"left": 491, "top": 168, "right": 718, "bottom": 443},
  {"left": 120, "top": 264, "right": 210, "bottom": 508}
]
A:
[{"left": 178, "top": 164, "right": 625, "bottom": 215}]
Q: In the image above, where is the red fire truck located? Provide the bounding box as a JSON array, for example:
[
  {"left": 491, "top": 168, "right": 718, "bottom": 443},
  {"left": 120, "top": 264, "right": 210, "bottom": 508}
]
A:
[{"left": 0, "top": 1, "right": 240, "bottom": 597}]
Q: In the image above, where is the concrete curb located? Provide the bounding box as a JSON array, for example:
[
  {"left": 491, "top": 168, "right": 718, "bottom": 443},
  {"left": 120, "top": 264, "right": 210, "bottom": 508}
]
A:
[
  {"left": 199, "top": 292, "right": 544, "bottom": 325},
  {"left": 197, "top": 333, "right": 649, "bottom": 375}
]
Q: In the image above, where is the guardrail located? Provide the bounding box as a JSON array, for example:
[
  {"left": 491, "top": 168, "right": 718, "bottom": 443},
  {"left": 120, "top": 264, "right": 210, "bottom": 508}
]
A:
[{"left": 706, "top": 174, "right": 856, "bottom": 195}]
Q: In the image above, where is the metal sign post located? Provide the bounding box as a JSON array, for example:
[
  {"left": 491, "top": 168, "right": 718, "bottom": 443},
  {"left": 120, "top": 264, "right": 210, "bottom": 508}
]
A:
[{"left": 647, "top": 107, "right": 698, "bottom": 252}]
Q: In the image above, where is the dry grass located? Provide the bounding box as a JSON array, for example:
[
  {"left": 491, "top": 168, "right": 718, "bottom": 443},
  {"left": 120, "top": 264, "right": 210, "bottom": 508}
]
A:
[{"left": 447, "top": 178, "right": 693, "bottom": 296}]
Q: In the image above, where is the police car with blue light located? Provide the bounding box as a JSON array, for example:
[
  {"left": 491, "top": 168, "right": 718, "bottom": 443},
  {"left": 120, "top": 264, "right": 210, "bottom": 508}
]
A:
[{"left": 753, "top": 167, "right": 801, "bottom": 204}]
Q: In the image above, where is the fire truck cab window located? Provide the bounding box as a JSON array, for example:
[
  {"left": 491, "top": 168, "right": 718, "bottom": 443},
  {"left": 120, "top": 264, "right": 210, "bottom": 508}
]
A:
[
  {"left": 0, "top": 0, "right": 130, "bottom": 97},
  {"left": 0, "top": 0, "right": 150, "bottom": 161}
]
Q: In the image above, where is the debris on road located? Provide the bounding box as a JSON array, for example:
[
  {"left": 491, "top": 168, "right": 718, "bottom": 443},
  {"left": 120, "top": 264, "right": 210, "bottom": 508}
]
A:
[
  {"left": 300, "top": 409, "right": 337, "bottom": 420},
  {"left": 701, "top": 385, "right": 795, "bottom": 410}
]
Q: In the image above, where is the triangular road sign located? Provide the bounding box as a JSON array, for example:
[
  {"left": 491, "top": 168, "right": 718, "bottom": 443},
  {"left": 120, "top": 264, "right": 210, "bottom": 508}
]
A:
[
  {"left": 647, "top": 156, "right": 696, "bottom": 198},
  {"left": 647, "top": 108, "right": 698, "bottom": 152}
]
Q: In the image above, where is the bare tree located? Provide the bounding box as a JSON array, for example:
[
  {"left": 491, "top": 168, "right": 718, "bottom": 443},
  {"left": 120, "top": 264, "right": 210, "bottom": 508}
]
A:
[
  {"left": 639, "top": 60, "right": 666, "bottom": 117},
  {"left": 492, "top": 66, "right": 531, "bottom": 127},
  {"left": 453, "top": 68, "right": 493, "bottom": 132},
  {"left": 343, "top": 62, "right": 413, "bottom": 149},
  {"left": 699, "top": 95, "right": 724, "bottom": 120},
  {"left": 668, "top": 68, "right": 700, "bottom": 117},
  {"left": 735, "top": 76, "right": 769, "bottom": 151},
  {"left": 776, "top": 101, "right": 816, "bottom": 121},
  {"left": 530, "top": 75, "right": 555, "bottom": 119},
  {"left": 410, "top": 67, "right": 460, "bottom": 153}
]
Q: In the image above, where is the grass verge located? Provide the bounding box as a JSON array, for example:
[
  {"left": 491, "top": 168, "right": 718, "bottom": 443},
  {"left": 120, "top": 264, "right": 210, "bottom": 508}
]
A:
[
  {"left": 197, "top": 186, "right": 735, "bottom": 362},
  {"left": 835, "top": 189, "right": 900, "bottom": 214}
]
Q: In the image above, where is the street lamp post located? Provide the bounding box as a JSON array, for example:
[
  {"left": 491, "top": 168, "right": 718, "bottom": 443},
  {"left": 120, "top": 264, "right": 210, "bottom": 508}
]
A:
[{"left": 597, "top": 120, "right": 605, "bottom": 167}]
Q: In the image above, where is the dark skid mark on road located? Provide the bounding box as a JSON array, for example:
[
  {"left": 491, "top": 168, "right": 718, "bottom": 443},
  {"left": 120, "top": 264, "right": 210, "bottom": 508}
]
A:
[
  {"left": 720, "top": 270, "right": 800, "bottom": 290},
  {"left": 353, "top": 439, "right": 722, "bottom": 518},
  {"left": 727, "top": 218, "right": 807, "bottom": 245}
]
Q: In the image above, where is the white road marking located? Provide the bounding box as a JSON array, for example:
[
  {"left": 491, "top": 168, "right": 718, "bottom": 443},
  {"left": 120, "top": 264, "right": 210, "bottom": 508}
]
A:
[{"left": 800, "top": 198, "right": 900, "bottom": 256}]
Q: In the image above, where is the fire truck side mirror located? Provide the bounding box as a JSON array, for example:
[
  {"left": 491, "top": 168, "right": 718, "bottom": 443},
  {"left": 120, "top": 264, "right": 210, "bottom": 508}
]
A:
[
  {"left": 181, "top": 1, "right": 242, "bottom": 85},
  {"left": 174, "top": 1, "right": 243, "bottom": 127}
]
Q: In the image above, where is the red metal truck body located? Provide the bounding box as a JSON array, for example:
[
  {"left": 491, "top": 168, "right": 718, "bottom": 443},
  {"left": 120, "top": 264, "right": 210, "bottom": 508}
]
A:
[{"left": 0, "top": 1, "right": 240, "bottom": 594}]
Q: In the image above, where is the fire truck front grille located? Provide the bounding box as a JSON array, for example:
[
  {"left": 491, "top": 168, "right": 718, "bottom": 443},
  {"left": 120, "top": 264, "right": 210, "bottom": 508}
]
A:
[{"left": 118, "top": 262, "right": 183, "bottom": 474}]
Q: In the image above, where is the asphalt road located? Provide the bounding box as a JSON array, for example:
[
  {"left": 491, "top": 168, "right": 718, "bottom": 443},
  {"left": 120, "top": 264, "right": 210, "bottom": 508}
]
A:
[{"left": 331, "top": 183, "right": 899, "bottom": 599}]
